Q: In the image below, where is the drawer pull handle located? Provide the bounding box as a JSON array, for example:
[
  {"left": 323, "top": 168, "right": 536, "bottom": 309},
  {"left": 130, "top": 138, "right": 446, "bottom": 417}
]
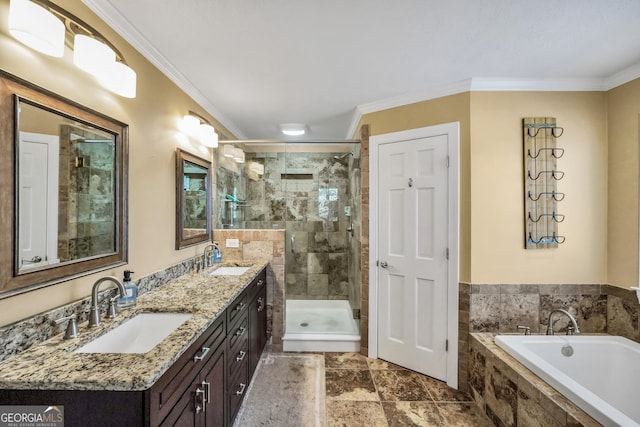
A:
[
  {"left": 257, "top": 297, "right": 265, "bottom": 312},
  {"left": 195, "top": 387, "right": 206, "bottom": 413},
  {"left": 194, "top": 346, "right": 210, "bottom": 362},
  {"left": 235, "top": 326, "right": 246, "bottom": 337},
  {"left": 234, "top": 302, "right": 245, "bottom": 312},
  {"left": 236, "top": 350, "right": 247, "bottom": 362},
  {"left": 236, "top": 383, "right": 247, "bottom": 396}
]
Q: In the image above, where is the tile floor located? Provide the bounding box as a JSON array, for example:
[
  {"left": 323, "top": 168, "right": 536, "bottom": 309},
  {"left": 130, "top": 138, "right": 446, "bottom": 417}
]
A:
[{"left": 324, "top": 352, "right": 493, "bottom": 427}]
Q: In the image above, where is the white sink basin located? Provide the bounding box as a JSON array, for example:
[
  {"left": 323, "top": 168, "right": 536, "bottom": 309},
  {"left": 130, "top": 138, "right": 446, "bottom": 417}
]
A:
[
  {"left": 210, "top": 266, "right": 250, "bottom": 276},
  {"left": 76, "top": 312, "right": 192, "bottom": 354}
]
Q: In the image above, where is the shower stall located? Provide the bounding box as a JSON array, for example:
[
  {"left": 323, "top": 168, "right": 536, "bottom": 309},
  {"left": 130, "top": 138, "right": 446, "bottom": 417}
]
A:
[{"left": 215, "top": 141, "right": 361, "bottom": 352}]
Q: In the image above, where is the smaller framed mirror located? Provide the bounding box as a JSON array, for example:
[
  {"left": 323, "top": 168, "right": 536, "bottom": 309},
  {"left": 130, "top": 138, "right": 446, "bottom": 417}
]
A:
[{"left": 176, "top": 148, "right": 212, "bottom": 249}]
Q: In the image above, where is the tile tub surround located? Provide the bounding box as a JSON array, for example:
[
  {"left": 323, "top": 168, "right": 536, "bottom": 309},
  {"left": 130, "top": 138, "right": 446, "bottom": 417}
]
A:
[
  {"left": 458, "top": 283, "right": 640, "bottom": 395},
  {"left": 0, "top": 261, "right": 268, "bottom": 391},
  {"left": 469, "top": 333, "right": 600, "bottom": 427}
]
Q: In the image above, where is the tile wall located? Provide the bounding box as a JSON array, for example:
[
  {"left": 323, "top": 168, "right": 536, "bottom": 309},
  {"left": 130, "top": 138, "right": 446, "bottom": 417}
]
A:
[
  {"left": 460, "top": 282, "right": 640, "bottom": 425},
  {"left": 213, "top": 229, "right": 285, "bottom": 351}
]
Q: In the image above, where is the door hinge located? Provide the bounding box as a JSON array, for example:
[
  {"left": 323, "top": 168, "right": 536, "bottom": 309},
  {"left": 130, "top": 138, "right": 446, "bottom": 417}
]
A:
[
  {"left": 446, "top": 248, "right": 449, "bottom": 260},
  {"left": 446, "top": 156, "right": 450, "bottom": 168},
  {"left": 446, "top": 339, "right": 449, "bottom": 352},
  {"left": 353, "top": 309, "right": 361, "bottom": 320}
]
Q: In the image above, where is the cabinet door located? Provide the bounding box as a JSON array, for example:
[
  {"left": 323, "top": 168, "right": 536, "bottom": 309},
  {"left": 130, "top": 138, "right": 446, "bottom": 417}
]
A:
[
  {"left": 201, "top": 344, "right": 226, "bottom": 427},
  {"left": 248, "top": 286, "right": 267, "bottom": 377}
]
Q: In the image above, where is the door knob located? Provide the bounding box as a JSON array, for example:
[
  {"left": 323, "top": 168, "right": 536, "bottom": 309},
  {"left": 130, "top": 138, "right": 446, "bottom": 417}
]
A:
[{"left": 379, "top": 261, "right": 389, "bottom": 268}]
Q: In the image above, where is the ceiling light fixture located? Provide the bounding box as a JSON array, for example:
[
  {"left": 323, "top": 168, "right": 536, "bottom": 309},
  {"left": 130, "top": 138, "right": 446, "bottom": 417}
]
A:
[
  {"left": 8, "top": 0, "right": 137, "bottom": 98},
  {"left": 280, "top": 123, "right": 307, "bottom": 136},
  {"left": 183, "top": 111, "right": 218, "bottom": 148}
]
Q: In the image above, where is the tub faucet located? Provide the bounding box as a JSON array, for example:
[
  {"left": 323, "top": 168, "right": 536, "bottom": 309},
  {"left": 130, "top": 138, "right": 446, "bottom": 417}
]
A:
[
  {"left": 546, "top": 309, "right": 580, "bottom": 335},
  {"left": 89, "top": 276, "right": 127, "bottom": 328}
]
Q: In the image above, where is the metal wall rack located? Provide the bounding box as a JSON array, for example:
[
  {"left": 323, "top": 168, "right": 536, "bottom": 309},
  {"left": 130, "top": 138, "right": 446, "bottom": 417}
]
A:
[{"left": 524, "top": 118, "right": 565, "bottom": 248}]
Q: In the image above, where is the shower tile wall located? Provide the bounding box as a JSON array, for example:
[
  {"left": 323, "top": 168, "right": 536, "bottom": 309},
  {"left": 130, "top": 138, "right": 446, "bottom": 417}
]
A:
[
  {"left": 243, "top": 152, "right": 353, "bottom": 301},
  {"left": 59, "top": 125, "right": 115, "bottom": 261}
]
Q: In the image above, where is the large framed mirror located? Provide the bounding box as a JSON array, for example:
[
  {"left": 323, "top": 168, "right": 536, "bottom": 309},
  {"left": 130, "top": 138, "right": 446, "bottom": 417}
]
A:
[
  {"left": 0, "top": 70, "right": 128, "bottom": 298},
  {"left": 175, "top": 148, "right": 212, "bottom": 248}
]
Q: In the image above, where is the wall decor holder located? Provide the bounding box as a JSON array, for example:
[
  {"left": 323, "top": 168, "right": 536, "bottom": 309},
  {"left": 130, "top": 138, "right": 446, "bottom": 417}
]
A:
[{"left": 524, "top": 118, "right": 565, "bottom": 248}]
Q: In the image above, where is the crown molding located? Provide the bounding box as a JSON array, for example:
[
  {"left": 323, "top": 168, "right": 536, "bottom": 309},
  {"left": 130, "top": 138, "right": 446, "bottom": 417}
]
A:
[
  {"left": 604, "top": 62, "right": 640, "bottom": 90},
  {"left": 346, "top": 68, "right": 640, "bottom": 137},
  {"left": 469, "top": 77, "right": 607, "bottom": 92},
  {"left": 346, "top": 79, "right": 473, "bottom": 138},
  {"left": 82, "top": 0, "right": 246, "bottom": 139}
]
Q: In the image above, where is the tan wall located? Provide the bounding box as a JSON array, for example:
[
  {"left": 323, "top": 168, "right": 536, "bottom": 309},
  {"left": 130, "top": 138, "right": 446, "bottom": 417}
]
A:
[
  {"left": 607, "top": 78, "right": 640, "bottom": 288},
  {"left": 359, "top": 91, "right": 609, "bottom": 285},
  {"left": 359, "top": 93, "right": 472, "bottom": 282},
  {"left": 0, "top": 0, "right": 233, "bottom": 326},
  {"left": 470, "top": 91, "right": 608, "bottom": 284}
]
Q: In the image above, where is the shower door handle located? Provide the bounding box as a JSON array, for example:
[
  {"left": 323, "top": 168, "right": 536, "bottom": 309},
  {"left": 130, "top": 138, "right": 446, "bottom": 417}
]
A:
[{"left": 291, "top": 235, "right": 295, "bottom": 253}]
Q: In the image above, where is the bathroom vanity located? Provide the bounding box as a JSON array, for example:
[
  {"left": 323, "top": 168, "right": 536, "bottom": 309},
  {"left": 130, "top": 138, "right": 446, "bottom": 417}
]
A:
[{"left": 0, "top": 263, "right": 268, "bottom": 427}]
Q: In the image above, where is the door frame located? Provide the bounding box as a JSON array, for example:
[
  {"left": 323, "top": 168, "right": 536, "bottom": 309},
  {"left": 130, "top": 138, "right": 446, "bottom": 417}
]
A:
[{"left": 368, "top": 122, "right": 460, "bottom": 388}]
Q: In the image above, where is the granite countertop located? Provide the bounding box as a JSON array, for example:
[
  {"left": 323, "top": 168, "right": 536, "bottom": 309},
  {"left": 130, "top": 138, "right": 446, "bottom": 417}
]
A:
[{"left": 0, "top": 261, "right": 269, "bottom": 392}]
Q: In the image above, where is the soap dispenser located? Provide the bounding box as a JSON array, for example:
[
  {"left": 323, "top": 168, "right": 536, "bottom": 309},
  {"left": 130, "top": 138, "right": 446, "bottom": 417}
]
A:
[
  {"left": 213, "top": 242, "right": 222, "bottom": 263},
  {"left": 118, "top": 270, "right": 137, "bottom": 308}
]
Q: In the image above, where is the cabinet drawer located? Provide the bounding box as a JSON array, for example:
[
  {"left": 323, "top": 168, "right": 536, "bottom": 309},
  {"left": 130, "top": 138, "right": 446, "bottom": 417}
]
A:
[
  {"left": 226, "top": 291, "right": 248, "bottom": 327},
  {"left": 227, "top": 313, "right": 248, "bottom": 351},
  {"left": 148, "top": 315, "right": 225, "bottom": 426},
  {"left": 246, "top": 268, "right": 267, "bottom": 301},
  {"left": 228, "top": 332, "right": 248, "bottom": 380},
  {"left": 228, "top": 361, "right": 249, "bottom": 425}
]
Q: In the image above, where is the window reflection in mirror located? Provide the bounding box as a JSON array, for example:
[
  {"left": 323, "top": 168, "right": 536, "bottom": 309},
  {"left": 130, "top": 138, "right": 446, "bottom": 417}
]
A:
[
  {"left": 17, "top": 100, "right": 117, "bottom": 273},
  {"left": 176, "top": 149, "right": 212, "bottom": 248}
]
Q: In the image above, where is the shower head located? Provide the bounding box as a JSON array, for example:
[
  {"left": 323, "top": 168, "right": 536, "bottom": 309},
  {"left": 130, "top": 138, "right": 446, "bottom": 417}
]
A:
[{"left": 333, "top": 152, "right": 353, "bottom": 160}]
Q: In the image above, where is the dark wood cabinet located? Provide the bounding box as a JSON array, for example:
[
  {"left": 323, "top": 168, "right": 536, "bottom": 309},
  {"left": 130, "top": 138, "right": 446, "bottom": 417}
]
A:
[
  {"left": 158, "top": 339, "right": 225, "bottom": 427},
  {"left": 0, "top": 267, "right": 268, "bottom": 427},
  {"left": 248, "top": 284, "right": 267, "bottom": 377},
  {"left": 150, "top": 315, "right": 226, "bottom": 426}
]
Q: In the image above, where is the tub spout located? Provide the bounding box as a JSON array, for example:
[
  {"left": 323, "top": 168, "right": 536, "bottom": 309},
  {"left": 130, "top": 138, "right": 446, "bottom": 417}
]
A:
[{"left": 546, "top": 309, "right": 580, "bottom": 335}]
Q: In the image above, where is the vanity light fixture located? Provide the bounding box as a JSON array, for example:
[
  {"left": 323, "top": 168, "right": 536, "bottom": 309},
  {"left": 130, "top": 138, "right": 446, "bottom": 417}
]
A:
[
  {"left": 73, "top": 34, "right": 115, "bottom": 74},
  {"left": 8, "top": 0, "right": 65, "bottom": 57},
  {"left": 182, "top": 111, "right": 218, "bottom": 148},
  {"left": 232, "top": 147, "right": 245, "bottom": 164},
  {"left": 280, "top": 123, "right": 307, "bottom": 136},
  {"left": 223, "top": 144, "right": 236, "bottom": 158},
  {"left": 8, "top": 0, "right": 137, "bottom": 98}
]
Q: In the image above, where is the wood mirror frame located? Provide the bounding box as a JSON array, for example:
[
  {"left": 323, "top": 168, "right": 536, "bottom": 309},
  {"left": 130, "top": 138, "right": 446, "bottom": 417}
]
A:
[
  {"left": 0, "top": 70, "right": 128, "bottom": 299},
  {"left": 175, "top": 148, "right": 212, "bottom": 249}
]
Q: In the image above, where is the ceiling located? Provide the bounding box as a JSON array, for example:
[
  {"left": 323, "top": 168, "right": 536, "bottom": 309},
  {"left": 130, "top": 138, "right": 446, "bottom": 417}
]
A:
[{"left": 84, "top": 0, "right": 640, "bottom": 141}]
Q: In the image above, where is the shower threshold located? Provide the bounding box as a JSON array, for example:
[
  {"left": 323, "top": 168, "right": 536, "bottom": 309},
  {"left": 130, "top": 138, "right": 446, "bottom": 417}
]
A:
[{"left": 283, "top": 300, "right": 360, "bottom": 352}]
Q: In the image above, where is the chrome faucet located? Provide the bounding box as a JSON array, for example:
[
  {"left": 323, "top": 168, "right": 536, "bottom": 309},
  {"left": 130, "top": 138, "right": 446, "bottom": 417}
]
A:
[
  {"left": 546, "top": 308, "right": 580, "bottom": 335},
  {"left": 89, "top": 276, "right": 127, "bottom": 328},
  {"left": 203, "top": 244, "right": 216, "bottom": 268}
]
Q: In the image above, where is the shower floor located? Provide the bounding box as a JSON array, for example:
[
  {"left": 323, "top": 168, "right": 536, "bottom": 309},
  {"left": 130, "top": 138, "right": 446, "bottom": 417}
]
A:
[{"left": 283, "top": 300, "right": 360, "bottom": 352}]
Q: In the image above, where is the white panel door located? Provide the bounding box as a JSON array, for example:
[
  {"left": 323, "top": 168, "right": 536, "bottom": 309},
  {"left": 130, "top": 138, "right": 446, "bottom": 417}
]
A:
[
  {"left": 378, "top": 134, "right": 449, "bottom": 380},
  {"left": 18, "top": 132, "right": 59, "bottom": 270}
]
